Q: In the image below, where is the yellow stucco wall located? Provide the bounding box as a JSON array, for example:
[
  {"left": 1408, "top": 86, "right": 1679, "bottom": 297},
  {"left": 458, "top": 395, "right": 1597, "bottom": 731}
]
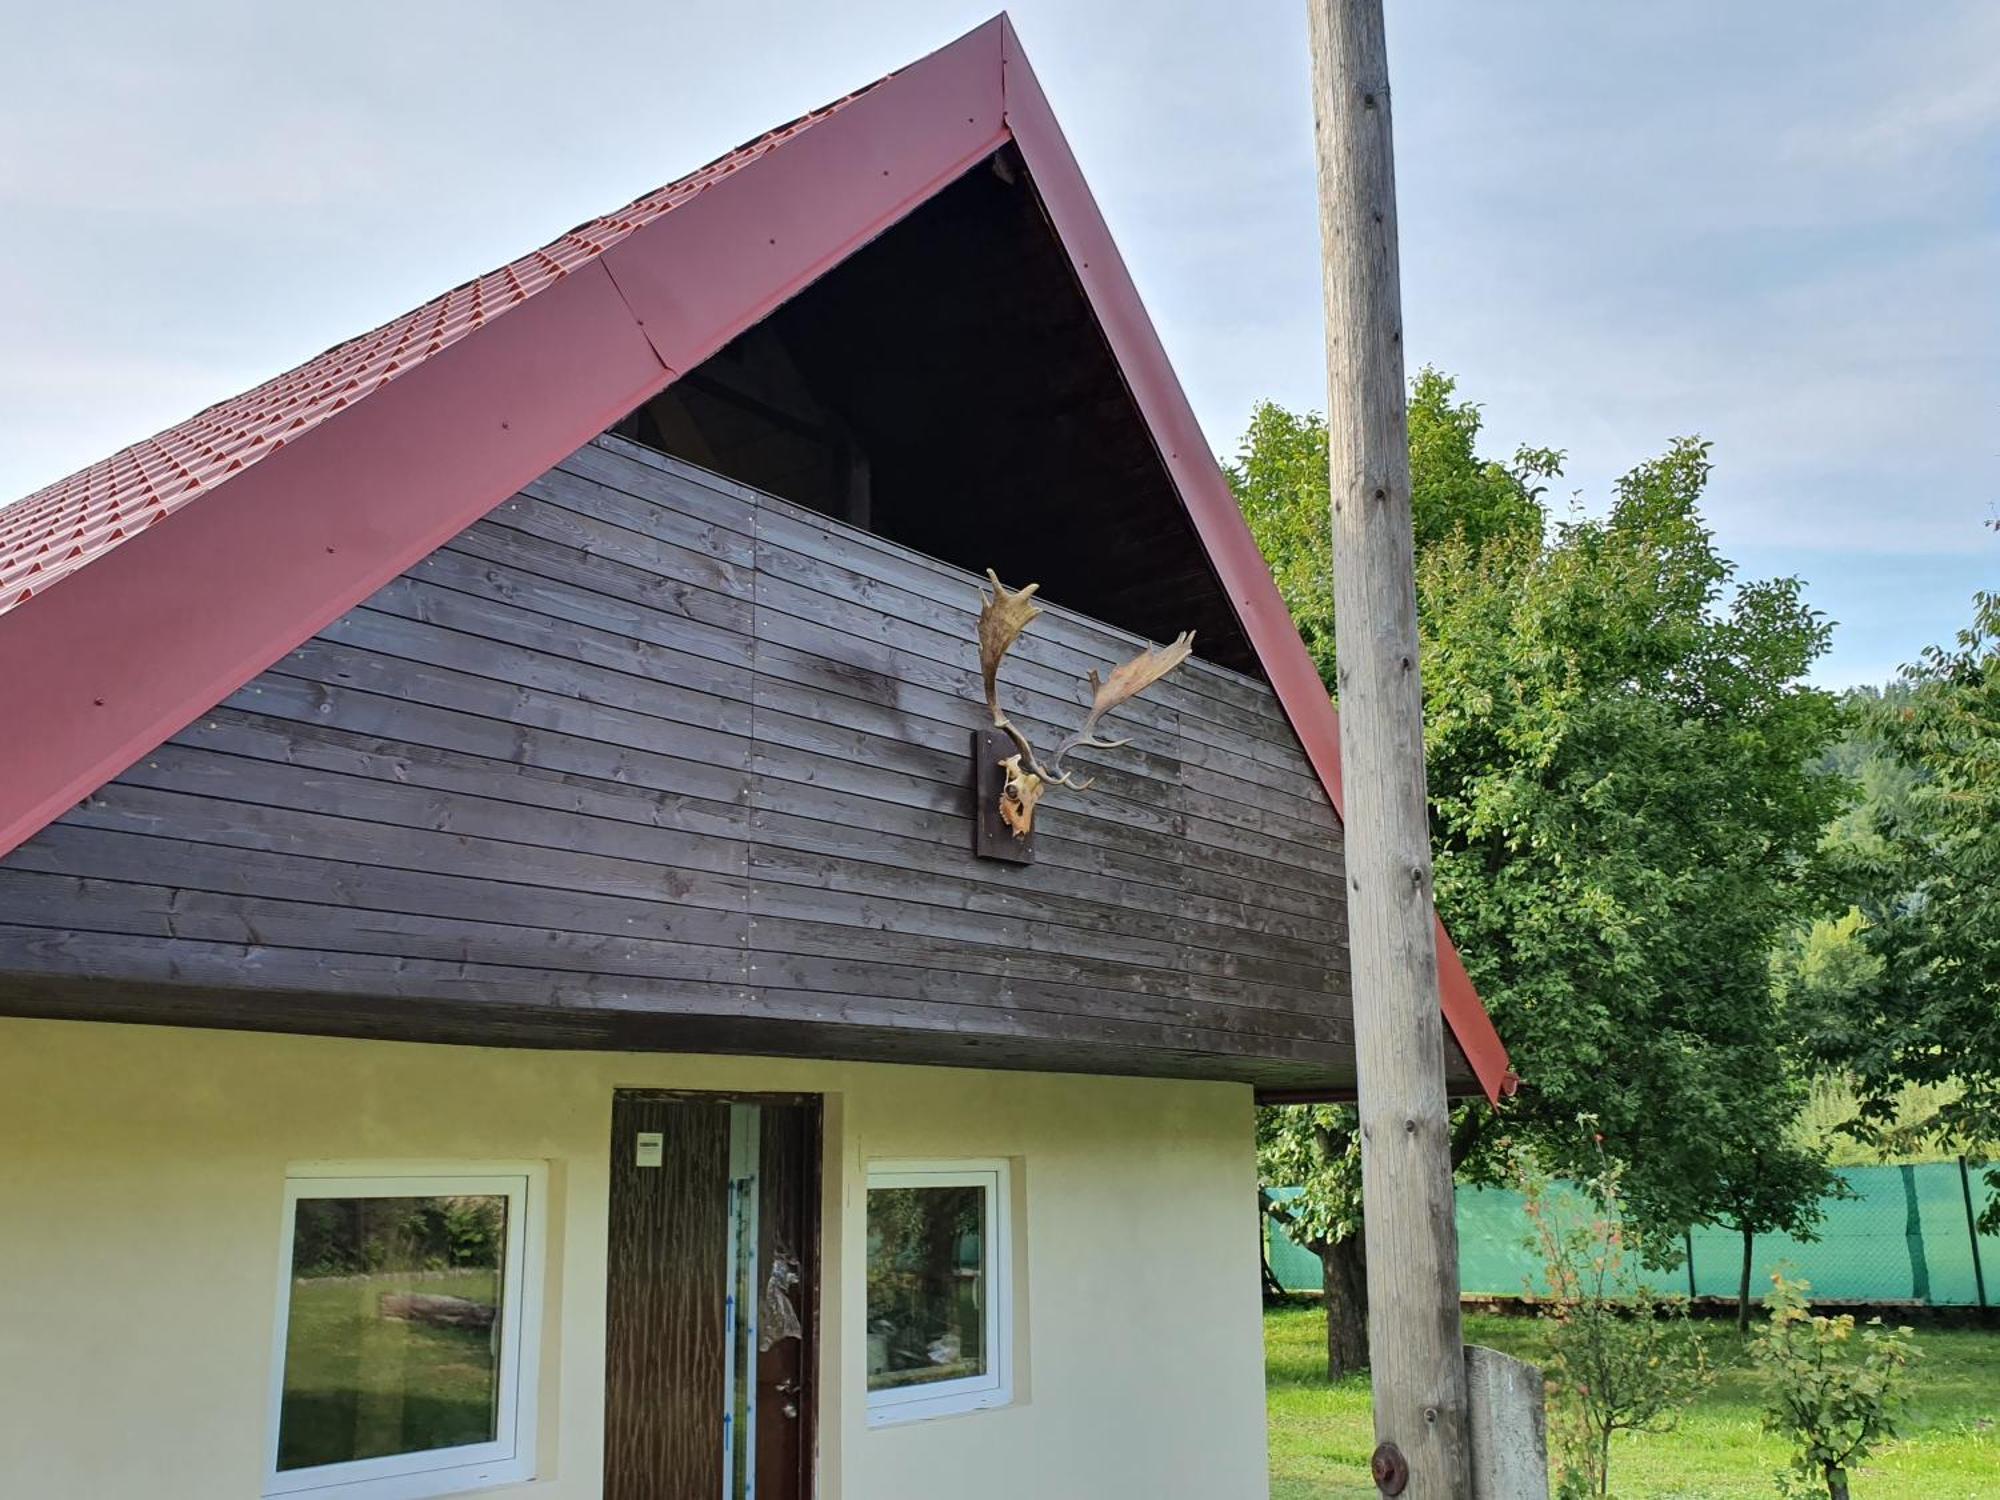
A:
[{"left": 0, "top": 1017, "right": 1270, "bottom": 1500}]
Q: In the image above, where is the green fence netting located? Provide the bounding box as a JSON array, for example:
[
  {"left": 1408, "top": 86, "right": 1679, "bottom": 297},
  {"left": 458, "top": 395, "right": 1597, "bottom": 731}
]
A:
[{"left": 1266, "top": 1160, "right": 1996, "bottom": 1306}]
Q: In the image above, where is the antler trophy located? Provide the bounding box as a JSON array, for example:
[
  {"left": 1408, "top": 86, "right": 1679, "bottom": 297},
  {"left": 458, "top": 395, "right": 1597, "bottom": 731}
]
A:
[{"left": 974, "top": 569, "right": 1194, "bottom": 854}]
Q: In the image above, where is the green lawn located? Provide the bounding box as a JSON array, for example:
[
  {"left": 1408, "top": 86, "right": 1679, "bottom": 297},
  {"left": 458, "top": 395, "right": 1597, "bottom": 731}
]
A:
[
  {"left": 1266, "top": 1306, "right": 2000, "bottom": 1498},
  {"left": 278, "top": 1269, "right": 501, "bottom": 1470}
]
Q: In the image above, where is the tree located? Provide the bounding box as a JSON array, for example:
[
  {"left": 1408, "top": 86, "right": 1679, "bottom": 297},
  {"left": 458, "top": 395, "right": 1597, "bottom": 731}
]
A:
[
  {"left": 1236, "top": 381, "right": 1847, "bottom": 1372},
  {"left": 1229, "top": 369, "right": 1555, "bottom": 684},
  {"left": 1421, "top": 436, "right": 1846, "bottom": 1191},
  {"left": 1810, "top": 591, "right": 2000, "bottom": 1217},
  {"left": 1256, "top": 1106, "right": 1367, "bottom": 1377},
  {"left": 1631, "top": 1051, "right": 1843, "bottom": 1332},
  {"left": 1754, "top": 1274, "right": 1919, "bottom": 1500},
  {"left": 1521, "top": 1156, "right": 1711, "bottom": 1499},
  {"left": 1237, "top": 371, "right": 1547, "bottom": 1379}
]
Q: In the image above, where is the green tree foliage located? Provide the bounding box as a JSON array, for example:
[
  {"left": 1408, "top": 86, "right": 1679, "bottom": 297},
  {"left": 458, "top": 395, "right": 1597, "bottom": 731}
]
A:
[
  {"left": 1810, "top": 593, "right": 2000, "bottom": 1218},
  {"left": 1521, "top": 1156, "right": 1711, "bottom": 1500},
  {"left": 1226, "top": 369, "right": 1555, "bottom": 683},
  {"left": 1817, "top": 688, "right": 1920, "bottom": 873},
  {"left": 1238, "top": 380, "right": 1847, "bottom": 1372},
  {"left": 1239, "top": 371, "right": 1551, "bottom": 1378},
  {"left": 1255, "top": 1106, "right": 1370, "bottom": 1377},
  {"left": 1754, "top": 1274, "right": 1919, "bottom": 1500},
  {"left": 1666, "top": 1062, "right": 1844, "bottom": 1333},
  {"left": 1421, "top": 436, "right": 1846, "bottom": 1199},
  {"left": 1775, "top": 908, "right": 1885, "bottom": 1029}
]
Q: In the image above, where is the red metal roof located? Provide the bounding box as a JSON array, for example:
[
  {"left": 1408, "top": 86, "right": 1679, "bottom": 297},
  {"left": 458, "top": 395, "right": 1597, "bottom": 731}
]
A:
[
  {"left": 0, "top": 15, "right": 1515, "bottom": 1103},
  {"left": 0, "top": 94, "right": 869, "bottom": 616}
]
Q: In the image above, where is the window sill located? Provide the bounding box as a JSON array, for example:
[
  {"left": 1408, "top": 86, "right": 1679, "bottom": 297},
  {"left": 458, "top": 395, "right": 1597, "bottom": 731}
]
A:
[
  {"left": 264, "top": 1452, "right": 533, "bottom": 1500},
  {"left": 866, "top": 1388, "right": 1013, "bottom": 1428}
]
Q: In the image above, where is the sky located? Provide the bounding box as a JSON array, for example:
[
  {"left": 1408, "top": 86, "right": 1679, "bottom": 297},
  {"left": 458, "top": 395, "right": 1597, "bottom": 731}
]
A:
[{"left": 2, "top": 1, "right": 1992, "bottom": 687}]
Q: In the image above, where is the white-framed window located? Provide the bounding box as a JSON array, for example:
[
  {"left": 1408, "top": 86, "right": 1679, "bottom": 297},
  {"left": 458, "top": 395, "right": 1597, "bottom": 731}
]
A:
[
  {"left": 263, "top": 1162, "right": 546, "bottom": 1500},
  {"left": 864, "top": 1159, "right": 1012, "bottom": 1425}
]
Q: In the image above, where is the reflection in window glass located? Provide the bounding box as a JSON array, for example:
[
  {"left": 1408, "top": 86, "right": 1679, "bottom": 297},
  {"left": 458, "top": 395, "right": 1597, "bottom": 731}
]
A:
[
  {"left": 277, "top": 1195, "right": 507, "bottom": 1471},
  {"left": 866, "top": 1184, "right": 987, "bottom": 1391}
]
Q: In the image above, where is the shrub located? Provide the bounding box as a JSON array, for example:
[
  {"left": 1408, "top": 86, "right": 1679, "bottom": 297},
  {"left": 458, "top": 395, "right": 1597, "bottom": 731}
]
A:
[
  {"left": 1752, "top": 1273, "right": 1919, "bottom": 1500},
  {"left": 1522, "top": 1155, "right": 1713, "bottom": 1500}
]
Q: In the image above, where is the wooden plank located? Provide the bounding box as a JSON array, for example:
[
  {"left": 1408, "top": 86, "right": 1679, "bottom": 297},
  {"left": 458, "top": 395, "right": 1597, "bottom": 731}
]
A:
[
  {"left": 746, "top": 909, "right": 1188, "bottom": 1000},
  {"left": 737, "top": 981, "right": 1344, "bottom": 1061},
  {"left": 746, "top": 844, "right": 1181, "bottom": 970},
  {"left": 0, "top": 868, "right": 748, "bottom": 985},
  {"left": 1175, "top": 706, "right": 1343, "bottom": 797},
  {"left": 231, "top": 673, "right": 753, "bottom": 810},
  {"left": 0, "top": 963, "right": 1368, "bottom": 1090},
  {"left": 1177, "top": 713, "right": 1340, "bottom": 807},
  {"left": 0, "top": 924, "right": 757, "bottom": 1015},
  {"left": 0, "top": 918, "right": 1337, "bottom": 1063},
  {"left": 746, "top": 752, "right": 1339, "bottom": 927},
  {"left": 751, "top": 564, "right": 1177, "bottom": 741},
  {"left": 745, "top": 859, "right": 1338, "bottom": 997},
  {"left": 1184, "top": 805, "right": 1345, "bottom": 879},
  {"left": 260, "top": 637, "right": 753, "bottom": 771},
  {"left": 551, "top": 446, "right": 762, "bottom": 548},
  {"left": 0, "top": 429, "right": 1370, "bottom": 1087},
  {"left": 750, "top": 485, "right": 1290, "bottom": 733},
  {"left": 325, "top": 606, "right": 754, "bottom": 733},
  {"left": 409, "top": 543, "right": 755, "bottom": 671},
  {"left": 113, "top": 742, "right": 748, "bottom": 882},
  {"left": 449, "top": 513, "right": 752, "bottom": 631},
  {"left": 1177, "top": 762, "right": 1350, "bottom": 860},
  {"left": 170, "top": 707, "right": 748, "bottom": 845},
  {"left": 537, "top": 450, "right": 756, "bottom": 552},
  {"left": 574, "top": 437, "right": 772, "bottom": 538},
  {"left": 749, "top": 701, "right": 1185, "bottom": 842},
  {"left": 747, "top": 772, "right": 1337, "bottom": 941},
  {"left": 63, "top": 782, "right": 752, "bottom": 912},
  {"left": 748, "top": 805, "right": 1341, "bottom": 974},
  {"left": 748, "top": 947, "right": 1349, "bottom": 1043},
  {"left": 10, "top": 824, "right": 748, "bottom": 948},
  {"left": 748, "top": 636, "right": 1183, "bottom": 799},
  {"left": 364, "top": 572, "right": 753, "bottom": 699},
  {"left": 480, "top": 488, "right": 754, "bottom": 600}
]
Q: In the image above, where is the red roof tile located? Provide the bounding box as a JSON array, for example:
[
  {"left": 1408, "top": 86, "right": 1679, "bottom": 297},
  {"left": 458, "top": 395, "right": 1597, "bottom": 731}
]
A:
[{"left": 0, "top": 90, "right": 871, "bottom": 616}]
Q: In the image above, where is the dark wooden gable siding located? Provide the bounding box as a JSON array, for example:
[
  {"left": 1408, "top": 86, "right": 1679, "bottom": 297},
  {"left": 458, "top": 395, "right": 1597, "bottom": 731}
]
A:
[{"left": 0, "top": 436, "right": 1442, "bottom": 1093}]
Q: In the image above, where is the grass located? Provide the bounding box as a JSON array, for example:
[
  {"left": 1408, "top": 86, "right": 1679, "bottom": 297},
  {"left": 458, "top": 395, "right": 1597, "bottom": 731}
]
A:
[
  {"left": 278, "top": 1269, "right": 501, "bottom": 1470},
  {"left": 1266, "top": 1306, "right": 2000, "bottom": 1498}
]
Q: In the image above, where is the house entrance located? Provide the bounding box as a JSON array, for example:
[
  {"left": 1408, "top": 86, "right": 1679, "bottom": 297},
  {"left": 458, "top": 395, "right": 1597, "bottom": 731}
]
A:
[{"left": 603, "top": 1092, "right": 820, "bottom": 1499}]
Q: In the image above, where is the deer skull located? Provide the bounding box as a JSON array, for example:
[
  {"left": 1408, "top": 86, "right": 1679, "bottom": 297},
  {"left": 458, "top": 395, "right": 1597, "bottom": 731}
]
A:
[
  {"left": 996, "top": 754, "right": 1044, "bottom": 838},
  {"left": 976, "top": 569, "right": 1195, "bottom": 840}
]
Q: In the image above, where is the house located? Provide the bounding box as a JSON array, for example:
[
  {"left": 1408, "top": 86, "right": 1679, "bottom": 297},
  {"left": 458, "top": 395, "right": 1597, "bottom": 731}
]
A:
[{"left": 0, "top": 17, "right": 1510, "bottom": 1500}]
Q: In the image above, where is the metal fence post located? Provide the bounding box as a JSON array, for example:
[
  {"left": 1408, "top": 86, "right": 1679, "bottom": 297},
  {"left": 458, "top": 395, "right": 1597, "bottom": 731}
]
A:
[
  {"left": 1684, "top": 1228, "right": 1698, "bottom": 1302},
  {"left": 1961, "top": 1155, "right": 1990, "bottom": 1311},
  {"left": 1900, "top": 1164, "right": 1933, "bottom": 1304}
]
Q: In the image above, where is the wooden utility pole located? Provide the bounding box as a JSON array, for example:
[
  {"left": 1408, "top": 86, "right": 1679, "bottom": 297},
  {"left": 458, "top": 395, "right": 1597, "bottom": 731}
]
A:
[{"left": 1306, "top": 2, "right": 1469, "bottom": 1495}]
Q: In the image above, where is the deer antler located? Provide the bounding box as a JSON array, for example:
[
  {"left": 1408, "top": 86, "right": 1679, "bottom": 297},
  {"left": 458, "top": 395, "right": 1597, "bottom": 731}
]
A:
[
  {"left": 976, "top": 570, "right": 1196, "bottom": 839},
  {"left": 1047, "top": 631, "right": 1197, "bottom": 787},
  {"left": 978, "top": 570, "right": 1054, "bottom": 776}
]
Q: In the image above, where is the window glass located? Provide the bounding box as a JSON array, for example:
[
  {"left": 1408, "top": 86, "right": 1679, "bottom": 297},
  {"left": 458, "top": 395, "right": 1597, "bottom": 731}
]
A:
[
  {"left": 866, "top": 1179, "right": 992, "bottom": 1395},
  {"left": 277, "top": 1194, "right": 508, "bottom": 1472}
]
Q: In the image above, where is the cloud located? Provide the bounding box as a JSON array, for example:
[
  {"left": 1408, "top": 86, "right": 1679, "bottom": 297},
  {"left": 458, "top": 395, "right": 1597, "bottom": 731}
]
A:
[{"left": 0, "top": 0, "right": 1989, "bottom": 687}]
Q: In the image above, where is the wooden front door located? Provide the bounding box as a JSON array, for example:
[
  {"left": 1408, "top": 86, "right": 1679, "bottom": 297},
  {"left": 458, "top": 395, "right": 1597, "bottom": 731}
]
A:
[{"left": 604, "top": 1093, "right": 820, "bottom": 1500}]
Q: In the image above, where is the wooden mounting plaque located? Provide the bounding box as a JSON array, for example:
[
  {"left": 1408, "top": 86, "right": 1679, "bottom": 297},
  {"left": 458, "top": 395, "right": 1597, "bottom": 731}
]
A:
[{"left": 972, "top": 726, "right": 1035, "bottom": 864}]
